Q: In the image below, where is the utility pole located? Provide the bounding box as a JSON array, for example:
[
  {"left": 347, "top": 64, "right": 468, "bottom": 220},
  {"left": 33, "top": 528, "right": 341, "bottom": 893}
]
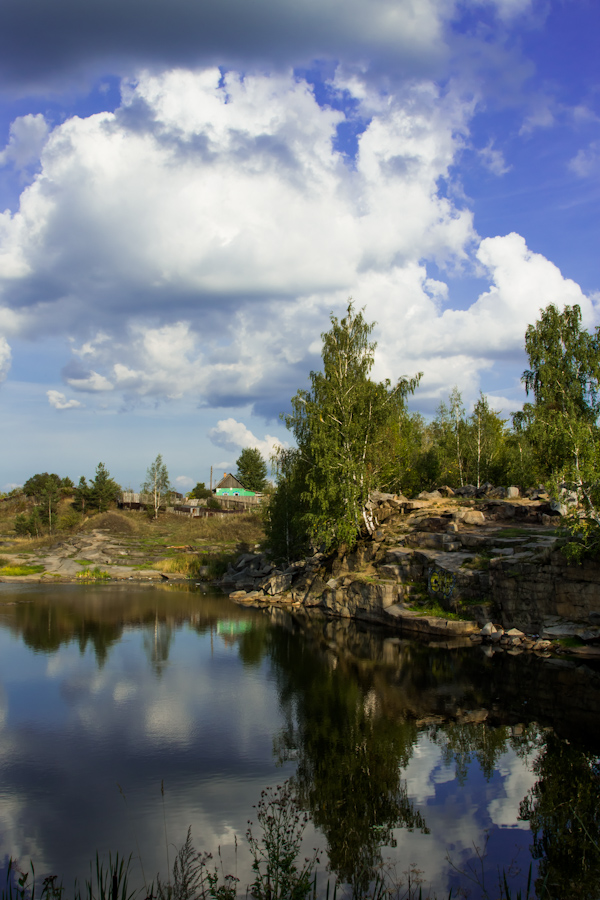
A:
[{"left": 210, "top": 466, "right": 213, "bottom": 492}]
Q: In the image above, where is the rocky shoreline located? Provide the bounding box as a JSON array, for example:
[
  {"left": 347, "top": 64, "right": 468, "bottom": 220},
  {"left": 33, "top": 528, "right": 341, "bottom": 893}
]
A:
[{"left": 221, "top": 487, "right": 600, "bottom": 659}]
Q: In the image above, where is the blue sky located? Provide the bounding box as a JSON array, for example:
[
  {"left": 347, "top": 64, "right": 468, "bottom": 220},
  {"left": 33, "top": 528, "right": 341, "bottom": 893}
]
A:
[{"left": 0, "top": 0, "right": 599, "bottom": 491}]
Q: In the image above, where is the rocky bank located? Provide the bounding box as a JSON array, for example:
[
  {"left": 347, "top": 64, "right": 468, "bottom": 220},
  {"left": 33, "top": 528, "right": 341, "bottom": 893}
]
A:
[{"left": 221, "top": 486, "right": 600, "bottom": 655}]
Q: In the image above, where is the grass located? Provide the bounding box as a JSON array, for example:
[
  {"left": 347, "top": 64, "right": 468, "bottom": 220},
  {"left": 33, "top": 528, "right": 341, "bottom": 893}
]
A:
[
  {"left": 154, "top": 554, "right": 206, "bottom": 576},
  {"left": 406, "top": 599, "right": 471, "bottom": 620},
  {"left": 0, "top": 564, "right": 45, "bottom": 576},
  {"left": 75, "top": 566, "right": 111, "bottom": 581},
  {"left": 556, "top": 635, "right": 585, "bottom": 648}
]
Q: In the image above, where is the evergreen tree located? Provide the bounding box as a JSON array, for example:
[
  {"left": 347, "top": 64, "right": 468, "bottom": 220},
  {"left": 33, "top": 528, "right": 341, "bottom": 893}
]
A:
[
  {"left": 235, "top": 447, "right": 268, "bottom": 492},
  {"left": 88, "top": 463, "right": 121, "bottom": 513},
  {"left": 72, "top": 476, "right": 90, "bottom": 513}
]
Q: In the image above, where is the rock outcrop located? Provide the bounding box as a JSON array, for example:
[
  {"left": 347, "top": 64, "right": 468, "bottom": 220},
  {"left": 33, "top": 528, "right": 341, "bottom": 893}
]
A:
[{"left": 223, "top": 488, "right": 600, "bottom": 648}]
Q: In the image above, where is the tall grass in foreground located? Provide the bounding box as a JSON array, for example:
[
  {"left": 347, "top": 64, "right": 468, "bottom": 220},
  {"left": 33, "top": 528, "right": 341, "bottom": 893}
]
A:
[{"left": 2, "top": 783, "right": 543, "bottom": 900}]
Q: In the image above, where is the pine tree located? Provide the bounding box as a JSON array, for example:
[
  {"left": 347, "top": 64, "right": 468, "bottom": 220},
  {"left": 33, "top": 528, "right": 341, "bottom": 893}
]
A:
[{"left": 89, "top": 463, "right": 121, "bottom": 513}]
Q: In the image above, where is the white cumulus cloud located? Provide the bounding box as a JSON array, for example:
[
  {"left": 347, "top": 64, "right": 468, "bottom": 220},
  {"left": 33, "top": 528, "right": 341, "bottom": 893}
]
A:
[
  {"left": 47, "top": 390, "right": 83, "bottom": 409},
  {"left": 0, "top": 114, "right": 49, "bottom": 170},
  {"left": 174, "top": 475, "right": 194, "bottom": 490},
  {"left": 208, "top": 418, "right": 286, "bottom": 459}
]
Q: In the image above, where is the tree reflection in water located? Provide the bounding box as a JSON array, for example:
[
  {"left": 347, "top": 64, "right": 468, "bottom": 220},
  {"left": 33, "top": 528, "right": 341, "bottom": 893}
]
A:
[
  {"left": 142, "top": 612, "right": 173, "bottom": 675},
  {"left": 269, "top": 628, "right": 428, "bottom": 893},
  {"left": 519, "top": 731, "right": 600, "bottom": 899},
  {"left": 265, "top": 618, "right": 600, "bottom": 896}
]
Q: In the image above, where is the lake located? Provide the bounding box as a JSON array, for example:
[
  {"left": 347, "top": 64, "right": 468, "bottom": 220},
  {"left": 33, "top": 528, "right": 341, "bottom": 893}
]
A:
[{"left": 1, "top": 582, "right": 599, "bottom": 898}]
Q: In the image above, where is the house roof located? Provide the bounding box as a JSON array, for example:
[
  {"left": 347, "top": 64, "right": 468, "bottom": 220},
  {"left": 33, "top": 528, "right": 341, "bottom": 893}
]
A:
[{"left": 214, "top": 473, "right": 246, "bottom": 491}]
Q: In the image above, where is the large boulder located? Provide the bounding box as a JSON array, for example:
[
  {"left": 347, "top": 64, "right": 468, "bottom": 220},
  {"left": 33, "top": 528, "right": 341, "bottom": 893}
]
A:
[
  {"left": 462, "top": 510, "right": 486, "bottom": 526},
  {"left": 418, "top": 490, "right": 442, "bottom": 500}
]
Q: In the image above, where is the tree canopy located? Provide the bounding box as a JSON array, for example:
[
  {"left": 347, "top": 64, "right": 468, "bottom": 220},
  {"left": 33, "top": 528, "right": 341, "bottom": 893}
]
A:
[
  {"left": 516, "top": 302, "right": 600, "bottom": 485},
  {"left": 280, "top": 302, "right": 421, "bottom": 552},
  {"left": 142, "top": 454, "right": 170, "bottom": 519},
  {"left": 88, "top": 463, "right": 121, "bottom": 513},
  {"left": 235, "top": 447, "right": 268, "bottom": 493},
  {"left": 187, "top": 481, "right": 212, "bottom": 500}
]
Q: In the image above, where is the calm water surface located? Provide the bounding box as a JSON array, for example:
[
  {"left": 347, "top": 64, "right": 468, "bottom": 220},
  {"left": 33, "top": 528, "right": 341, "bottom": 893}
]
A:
[{"left": 1, "top": 583, "right": 599, "bottom": 898}]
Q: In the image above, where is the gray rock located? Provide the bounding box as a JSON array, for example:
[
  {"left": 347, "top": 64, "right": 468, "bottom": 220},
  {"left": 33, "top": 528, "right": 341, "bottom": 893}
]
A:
[
  {"left": 265, "top": 574, "right": 293, "bottom": 595},
  {"left": 369, "top": 491, "right": 395, "bottom": 502},
  {"left": 463, "top": 510, "right": 485, "bottom": 526},
  {"left": 550, "top": 500, "right": 567, "bottom": 516},
  {"left": 506, "top": 486, "right": 520, "bottom": 499},
  {"left": 480, "top": 622, "right": 496, "bottom": 636}
]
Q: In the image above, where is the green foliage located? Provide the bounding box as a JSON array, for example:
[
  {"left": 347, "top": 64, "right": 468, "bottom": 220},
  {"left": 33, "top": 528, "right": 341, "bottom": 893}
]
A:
[
  {"left": 463, "top": 393, "right": 508, "bottom": 487},
  {"left": 14, "top": 508, "right": 43, "bottom": 537},
  {"left": 187, "top": 482, "right": 212, "bottom": 500},
  {"left": 519, "top": 731, "right": 600, "bottom": 898},
  {"left": 142, "top": 454, "right": 170, "bottom": 519},
  {"left": 22, "top": 473, "right": 62, "bottom": 530},
  {"left": 283, "top": 302, "right": 421, "bottom": 551},
  {"left": 56, "top": 510, "right": 82, "bottom": 532},
  {"left": 206, "top": 497, "right": 221, "bottom": 510},
  {"left": 246, "top": 782, "right": 318, "bottom": 900},
  {"left": 88, "top": 463, "right": 121, "bottom": 513},
  {"left": 263, "top": 448, "right": 311, "bottom": 564},
  {"left": 517, "top": 302, "right": 600, "bottom": 484},
  {"left": 235, "top": 447, "right": 268, "bottom": 493},
  {"left": 72, "top": 476, "right": 91, "bottom": 513},
  {"left": 76, "top": 566, "right": 110, "bottom": 581}
]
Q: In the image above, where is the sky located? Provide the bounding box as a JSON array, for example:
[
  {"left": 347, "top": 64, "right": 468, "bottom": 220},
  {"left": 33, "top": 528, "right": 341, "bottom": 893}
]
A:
[{"left": 1, "top": 0, "right": 599, "bottom": 491}]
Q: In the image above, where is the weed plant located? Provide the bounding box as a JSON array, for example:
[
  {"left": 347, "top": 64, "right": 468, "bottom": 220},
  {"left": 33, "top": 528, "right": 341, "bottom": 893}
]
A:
[{"left": 75, "top": 567, "right": 110, "bottom": 582}]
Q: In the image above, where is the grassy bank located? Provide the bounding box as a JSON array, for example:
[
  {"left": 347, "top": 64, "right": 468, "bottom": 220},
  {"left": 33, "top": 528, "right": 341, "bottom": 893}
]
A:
[{"left": 0, "top": 502, "right": 264, "bottom": 579}]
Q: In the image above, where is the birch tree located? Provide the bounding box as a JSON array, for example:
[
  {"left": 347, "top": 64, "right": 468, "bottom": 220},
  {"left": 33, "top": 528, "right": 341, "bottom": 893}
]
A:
[
  {"left": 518, "top": 303, "right": 600, "bottom": 488},
  {"left": 143, "top": 454, "right": 170, "bottom": 519},
  {"left": 283, "top": 302, "right": 421, "bottom": 551}
]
